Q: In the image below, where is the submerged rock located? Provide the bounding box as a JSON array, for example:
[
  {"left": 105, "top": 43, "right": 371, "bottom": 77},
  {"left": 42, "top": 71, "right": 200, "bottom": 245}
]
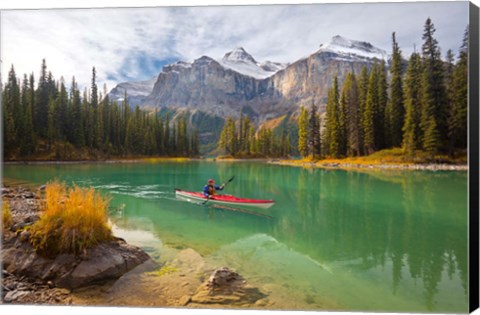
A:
[{"left": 190, "top": 267, "right": 267, "bottom": 306}]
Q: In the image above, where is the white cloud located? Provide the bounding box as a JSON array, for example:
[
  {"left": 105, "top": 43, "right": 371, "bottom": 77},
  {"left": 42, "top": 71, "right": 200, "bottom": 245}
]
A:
[{"left": 1, "top": 1, "right": 469, "bottom": 92}]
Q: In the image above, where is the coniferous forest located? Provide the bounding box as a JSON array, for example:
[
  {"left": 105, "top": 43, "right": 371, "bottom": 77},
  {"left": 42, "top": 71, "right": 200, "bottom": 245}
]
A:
[
  {"left": 3, "top": 18, "right": 468, "bottom": 162},
  {"left": 2, "top": 62, "right": 199, "bottom": 160},
  {"left": 297, "top": 19, "right": 468, "bottom": 161}
]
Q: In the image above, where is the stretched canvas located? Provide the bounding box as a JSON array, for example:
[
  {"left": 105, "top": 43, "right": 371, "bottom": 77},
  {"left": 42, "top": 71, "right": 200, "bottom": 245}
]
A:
[{"left": 1, "top": 1, "right": 479, "bottom": 315}]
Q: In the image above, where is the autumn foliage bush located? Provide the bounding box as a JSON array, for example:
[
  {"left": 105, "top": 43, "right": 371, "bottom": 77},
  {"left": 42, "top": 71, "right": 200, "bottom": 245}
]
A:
[{"left": 30, "top": 180, "right": 112, "bottom": 256}]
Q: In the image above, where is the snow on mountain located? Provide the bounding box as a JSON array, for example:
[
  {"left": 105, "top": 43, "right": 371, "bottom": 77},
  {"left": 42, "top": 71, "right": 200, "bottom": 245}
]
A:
[
  {"left": 112, "top": 76, "right": 157, "bottom": 98},
  {"left": 108, "top": 76, "right": 157, "bottom": 106},
  {"left": 317, "top": 35, "right": 388, "bottom": 61},
  {"left": 219, "top": 47, "right": 287, "bottom": 79}
]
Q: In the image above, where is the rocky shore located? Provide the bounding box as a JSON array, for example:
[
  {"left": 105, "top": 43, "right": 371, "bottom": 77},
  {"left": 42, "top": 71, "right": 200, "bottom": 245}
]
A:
[
  {"left": 1, "top": 186, "right": 269, "bottom": 308},
  {"left": 1, "top": 186, "right": 154, "bottom": 304}
]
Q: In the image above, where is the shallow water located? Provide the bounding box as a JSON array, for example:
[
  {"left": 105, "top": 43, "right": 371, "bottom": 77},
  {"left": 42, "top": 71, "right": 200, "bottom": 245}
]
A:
[{"left": 3, "top": 161, "right": 469, "bottom": 312}]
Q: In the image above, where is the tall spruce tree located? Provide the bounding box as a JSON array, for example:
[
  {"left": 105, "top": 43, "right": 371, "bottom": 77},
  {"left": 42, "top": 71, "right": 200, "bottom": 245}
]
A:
[
  {"left": 35, "top": 59, "right": 49, "bottom": 137},
  {"left": 402, "top": 52, "right": 423, "bottom": 159},
  {"left": 363, "top": 63, "right": 379, "bottom": 155},
  {"left": 70, "top": 77, "right": 85, "bottom": 147},
  {"left": 377, "top": 60, "right": 388, "bottom": 150},
  {"left": 342, "top": 73, "right": 361, "bottom": 156},
  {"left": 298, "top": 107, "right": 309, "bottom": 157},
  {"left": 449, "top": 27, "right": 468, "bottom": 150},
  {"left": 387, "top": 32, "right": 405, "bottom": 148},
  {"left": 420, "top": 18, "right": 447, "bottom": 156},
  {"left": 308, "top": 103, "right": 321, "bottom": 158},
  {"left": 338, "top": 87, "right": 348, "bottom": 157},
  {"left": 324, "top": 77, "right": 340, "bottom": 157},
  {"left": 357, "top": 66, "right": 369, "bottom": 155}
]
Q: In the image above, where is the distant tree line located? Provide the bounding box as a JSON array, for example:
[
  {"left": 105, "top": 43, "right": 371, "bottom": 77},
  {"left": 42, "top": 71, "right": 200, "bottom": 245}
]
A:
[
  {"left": 298, "top": 18, "right": 468, "bottom": 160},
  {"left": 2, "top": 60, "right": 199, "bottom": 159},
  {"left": 218, "top": 113, "right": 293, "bottom": 158}
]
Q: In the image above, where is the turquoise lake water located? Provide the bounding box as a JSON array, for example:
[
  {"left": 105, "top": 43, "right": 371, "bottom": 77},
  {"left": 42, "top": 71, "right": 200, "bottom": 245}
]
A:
[{"left": 2, "top": 161, "right": 469, "bottom": 312}]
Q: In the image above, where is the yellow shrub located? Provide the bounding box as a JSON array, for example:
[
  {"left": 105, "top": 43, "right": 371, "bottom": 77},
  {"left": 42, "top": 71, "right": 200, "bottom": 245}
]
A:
[
  {"left": 30, "top": 180, "right": 112, "bottom": 256},
  {"left": 2, "top": 200, "right": 13, "bottom": 231}
]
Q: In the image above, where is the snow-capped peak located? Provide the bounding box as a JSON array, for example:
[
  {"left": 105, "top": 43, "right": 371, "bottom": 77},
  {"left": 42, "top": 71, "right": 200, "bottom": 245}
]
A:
[
  {"left": 222, "top": 47, "right": 257, "bottom": 64},
  {"left": 318, "top": 35, "right": 388, "bottom": 61},
  {"left": 219, "top": 47, "right": 287, "bottom": 79}
]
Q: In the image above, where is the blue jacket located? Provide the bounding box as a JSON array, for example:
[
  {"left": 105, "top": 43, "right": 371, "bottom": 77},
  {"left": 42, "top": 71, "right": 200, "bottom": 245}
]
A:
[{"left": 204, "top": 184, "right": 223, "bottom": 197}]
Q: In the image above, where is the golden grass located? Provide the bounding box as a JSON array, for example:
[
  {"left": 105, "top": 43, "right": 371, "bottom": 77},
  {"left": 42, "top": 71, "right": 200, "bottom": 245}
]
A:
[
  {"left": 143, "top": 157, "right": 191, "bottom": 163},
  {"left": 276, "top": 148, "right": 467, "bottom": 169},
  {"left": 2, "top": 200, "right": 13, "bottom": 231},
  {"left": 30, "top": 180, "right": 113, "bottom": 257}
]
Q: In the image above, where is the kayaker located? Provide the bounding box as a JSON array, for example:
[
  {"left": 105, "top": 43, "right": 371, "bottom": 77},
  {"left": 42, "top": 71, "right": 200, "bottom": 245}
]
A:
[{"left": 203, "top": 179, "right": 225, "bottom": 198}]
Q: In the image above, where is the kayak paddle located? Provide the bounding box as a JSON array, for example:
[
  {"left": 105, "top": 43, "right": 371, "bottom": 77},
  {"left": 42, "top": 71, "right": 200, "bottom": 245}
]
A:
[{"left": 202, "top": 176, "right": 235, "bottom": 205}]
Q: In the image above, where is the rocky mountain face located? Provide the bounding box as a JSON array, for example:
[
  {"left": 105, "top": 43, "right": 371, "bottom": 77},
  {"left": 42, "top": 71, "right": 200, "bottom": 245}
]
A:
[
  {"left": 109, "top": 76, "right": 157, "bottom": 107},
  {"left": 108, "top": 36, "right": 388, "bottom": 145}
]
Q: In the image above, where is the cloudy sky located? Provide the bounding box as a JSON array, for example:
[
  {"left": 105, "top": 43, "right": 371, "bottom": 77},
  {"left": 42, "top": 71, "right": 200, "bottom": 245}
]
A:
[{"left": 0, "top": 0, "right": 470, "bottom": 92}]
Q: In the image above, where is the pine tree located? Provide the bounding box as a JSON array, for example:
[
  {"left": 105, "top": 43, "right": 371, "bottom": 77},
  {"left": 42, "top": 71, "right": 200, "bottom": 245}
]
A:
[
  {"left": 363, "top": 63, "right": 379, "bottom": 155},
  {"left": 70, "top": 77, "right": 85, "bottom": 147},
  {"left": 377, "top": 60, "right": 388, "bottom": 150},
  {"left": 20, "top": 74, "right": 36, "bottom": 155},
  {"left": 297, "top": 107, "right": 309, "bottom": 157},
  {"left": 342, "top": 72, "right": 361, "bottom": 156},
  {"left": 420, "top": 18, "right": 447, "bottom": 155},
  {"left": 219, "top": 117, "right": 237, "bottom": 155},
  {"left": 35, "top": 59, "right": 49, "bottom": 137},
  {"left": 47, "top": 98, "right": 57, "bottom": 148},
  {"left": 444, "top": 49, "right": 456, "bottom": 155},
  {"left": 357, "top": 66, "right": 369, "bottom": 155},
  {"left": 402, "top": 52, "right": 423, "bottom": 159},
  {"left": 338, "top": 88, "right": 348, "bottom": 157},
  {"left": 91, "top": 67, "right": 100, "bottom": 148},
  {"left": 308, "top": 103, "right": 321, "bottom": 158},
  {"left": 324, "top": 77, "right": 340, "bottom": 157},
  {"left": 387, "top": 32, "right": 405, "bottom": 148},
  {"left": 449, "top": 27, "right": 468, "bottom": 151}
]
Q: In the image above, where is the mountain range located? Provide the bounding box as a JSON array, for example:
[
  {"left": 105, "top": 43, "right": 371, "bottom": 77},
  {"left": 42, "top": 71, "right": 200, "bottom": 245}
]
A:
[{"left": 108, "top": 35, "right": 389, "bottom": 146}]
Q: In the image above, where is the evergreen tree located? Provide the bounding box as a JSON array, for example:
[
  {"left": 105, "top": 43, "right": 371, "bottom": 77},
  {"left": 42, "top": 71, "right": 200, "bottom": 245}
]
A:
[
  {"left": 402, "top": 52, "right": 423, "bottom": 159},
  {"left": 297, "top": 107, "right": 309, "bottom": 157},
  {"left": 219, "top": 117, "right": 237, "bottom": 155},
  {"left": 387, "top": 32, "right": 405, "bottom": 147},
  {"left": 307, "top": 103, "right": 321, "bottom": 158},
  {"left": 444, "top": 49, "right": 456, "bottom": 155},
  {"left": 35, "top": 59, "right": 50, "bottom": 137},
  {"left": 377, "top": 60, "right": 388, "bottom": 150},
  {"left": 343, "top": 73, "right": 361, "bottom": 156},
  {"left": 363, "top": 63, "right": 379, "bottom": 155},
  {"left": 449, "top": 27, "right": 468, "bottom": 150},
  {"left": 70, "top": 77, "right": 85, "bottom": 147},
  {"left": 91, "top": 67, "right": 100, "bottom": 148},
  {"left": 357, "top": 66, "right": 369, "bottom": 155},
  {"left": 20, "top": 74, "right": 36, "bottom": 155},
  {"left": 420, "top": 18, "right": 447, "bottom": 155},
  {"left": 338, "top": 88, "right": 348, "bottom": 157},
  {"left": 324, "top": 77, "right": 340, "bottom": 157}
]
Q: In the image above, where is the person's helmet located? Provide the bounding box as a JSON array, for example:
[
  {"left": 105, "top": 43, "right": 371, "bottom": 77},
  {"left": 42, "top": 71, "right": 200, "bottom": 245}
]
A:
[{"left": 208, "top": 179, "right": 215, "bottom": 184}]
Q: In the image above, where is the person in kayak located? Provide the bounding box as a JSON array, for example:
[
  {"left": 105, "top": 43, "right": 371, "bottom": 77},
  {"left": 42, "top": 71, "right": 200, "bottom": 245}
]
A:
[{"left": 204, "top": 179, "right": 225, "bottom": 198}]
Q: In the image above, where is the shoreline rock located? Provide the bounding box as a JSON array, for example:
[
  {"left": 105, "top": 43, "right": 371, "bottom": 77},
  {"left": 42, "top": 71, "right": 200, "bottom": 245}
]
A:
[
  {"left": 1, "top": 185, "right": 155, "bottom": 304},
  {"left": 190, "top": 267, "right": 267, "bottom": 307}
]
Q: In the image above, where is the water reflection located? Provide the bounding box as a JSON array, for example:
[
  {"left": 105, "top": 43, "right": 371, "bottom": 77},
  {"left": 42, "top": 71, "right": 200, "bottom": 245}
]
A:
[{"left": 3, "top": 162, "right": 468, "bottom": 312}]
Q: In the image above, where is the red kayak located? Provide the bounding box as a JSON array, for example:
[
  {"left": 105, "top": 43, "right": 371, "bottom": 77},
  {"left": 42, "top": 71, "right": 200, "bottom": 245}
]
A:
[{"left": 175, "top": 189, "right": 275, "bottom": 209}]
